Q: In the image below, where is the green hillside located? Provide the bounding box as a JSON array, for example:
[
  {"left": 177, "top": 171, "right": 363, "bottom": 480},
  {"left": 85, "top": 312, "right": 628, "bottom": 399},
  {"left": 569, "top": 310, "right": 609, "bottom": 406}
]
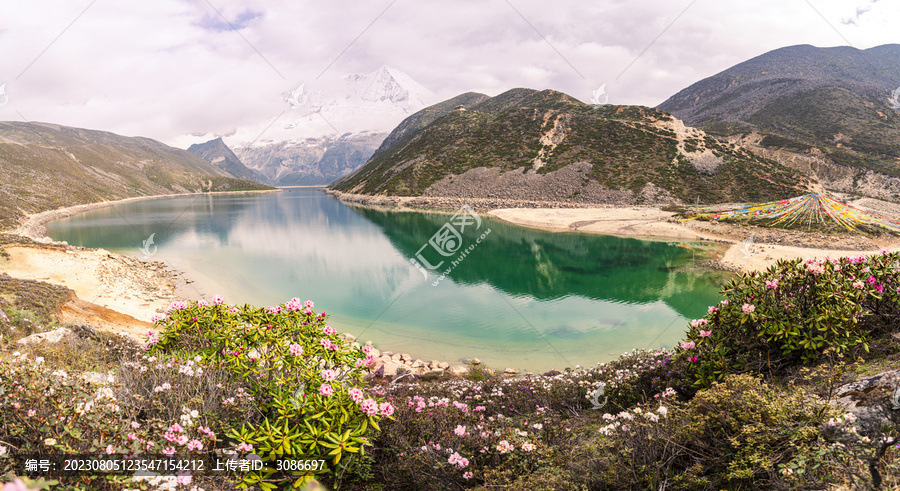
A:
[
  {"left": 0, "top": 122, "right": 273, "bottom": 230},
  {"left": 659, "top": 44, "right": 900, "bottom": 182},
  {"left": 332, "top": 89, "right": 811, "bottom": 204}
]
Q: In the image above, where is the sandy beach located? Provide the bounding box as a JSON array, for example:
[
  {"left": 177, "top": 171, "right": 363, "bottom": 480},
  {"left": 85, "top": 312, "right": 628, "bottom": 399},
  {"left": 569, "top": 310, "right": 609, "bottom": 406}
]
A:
[{"left": 488, "top": 207, "right": 900, "bottom": 272}]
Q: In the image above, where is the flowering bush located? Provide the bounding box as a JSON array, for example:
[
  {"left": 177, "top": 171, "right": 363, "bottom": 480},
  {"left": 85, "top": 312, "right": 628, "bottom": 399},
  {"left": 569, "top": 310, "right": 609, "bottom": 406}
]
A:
[
  {"left": 147, "top": 298, "right": 390, "bottom": 489},
  {"left": 679, "top": 252, "right": 900, "bottom": 386}
]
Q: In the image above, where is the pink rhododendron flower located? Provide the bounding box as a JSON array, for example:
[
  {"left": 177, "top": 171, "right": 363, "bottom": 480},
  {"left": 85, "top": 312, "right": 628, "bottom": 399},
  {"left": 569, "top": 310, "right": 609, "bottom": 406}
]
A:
[
  {"left": 235, "top": 443, "right": 253, "bottom": 452},
  {"left": 162, "top": 446, "right": 176, "bottom": 456},
  {"left": 380, "top": 402, "right": 395, "bottom": 416},
  {"left": 321, "top": 369, "right": 337, "bottom": 381},
  {"left": 496, "top": 440, "right": 514, "bottom": 453},
  {"left": 679, "top": 341, "right": 695, "bottom": 350},
  {"left": 699, "top": 330, "right": 712, "bottom": 338},
  {"left": 853, "top": 281, "right": 865, "bottom": 289},
  {"left": 289, "top": 343, "right": 303, "bottom": 356},
  {"left": 360, "top": 399, "right": 379, "bottom": 417},
  {"left": 742, "top": 303, "right": 755, "bottom": 314},
  {"left": 319, "top": 384, "right": 334, "bottom": 397},
  {"left": 305, "top": 300, "right": 314, "bottom": 309},
  {"left": 454, "top": 425, "right": 466, "bottom": 436},
  {"left": 867, "top": 276, "right": 877, "bottom": 285},
  {"left": 690, "top": 319, "right": 708, "bottom": 328},
  {"left": 707, "top": 306, "right": 718, "bottom": 314},
  {"left": 765, "top": 280, "right": 779, "bottom": 289},
  {"left": 323, "top": 325, "right": 336, "bottom": 335},
  {"left": 689, "top": 355, "right": 699, "bottom": 363},
  {"left": 349, "top": 388, "right": 364, "bottom": 403},
  {"left": 197, "top": 299, "right": 209, "bottom": 308},
  {"left": 463, "top": 471, "right": 473, "bottom": 479},
  {"left": 213, "top": 294, "right": 224, "bottom": 305}
]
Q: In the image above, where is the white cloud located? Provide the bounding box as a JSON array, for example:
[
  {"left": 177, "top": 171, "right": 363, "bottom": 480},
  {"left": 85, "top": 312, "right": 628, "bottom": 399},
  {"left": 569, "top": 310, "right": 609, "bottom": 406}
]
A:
[{"left": 0, "top": 0, "right": 896, "bottom": 147}]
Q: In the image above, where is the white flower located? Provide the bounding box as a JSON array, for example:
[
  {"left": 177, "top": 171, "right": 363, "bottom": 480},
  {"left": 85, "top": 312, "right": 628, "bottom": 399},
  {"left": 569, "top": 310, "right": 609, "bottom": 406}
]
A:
[
  {"left": 35, "top": 357, "right": 45, "bottom": 365},
  {"left": 657, "top": 406, "right": 668, "bottom": 418}
]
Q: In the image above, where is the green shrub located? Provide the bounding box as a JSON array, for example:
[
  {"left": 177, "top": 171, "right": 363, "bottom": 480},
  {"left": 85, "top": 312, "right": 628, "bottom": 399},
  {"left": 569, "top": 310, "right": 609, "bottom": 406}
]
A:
[
  {"left": 580, "top": 373, "right": 839, "bottom": 490},
  {"left": 679, "top": 252, "right": 900, "bottom": 386},
  {"left": 148, "top": 298, "right": 391, "bottom": 489}
]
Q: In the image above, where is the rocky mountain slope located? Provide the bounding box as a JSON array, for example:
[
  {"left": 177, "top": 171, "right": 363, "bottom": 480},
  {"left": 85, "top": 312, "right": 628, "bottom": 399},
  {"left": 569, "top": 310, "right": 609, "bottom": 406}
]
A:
[
  {"left": 0, "top": 122, "right": 272, "bottom": 230},
  {"left": 187, "top": 138, "right": 267, "bottom": 184},
  {"left": 331, "top": 88, "right": 812, "bottom": 205},
  {"left": 658, "top": 44, "right": 900, "bottom": 197}
]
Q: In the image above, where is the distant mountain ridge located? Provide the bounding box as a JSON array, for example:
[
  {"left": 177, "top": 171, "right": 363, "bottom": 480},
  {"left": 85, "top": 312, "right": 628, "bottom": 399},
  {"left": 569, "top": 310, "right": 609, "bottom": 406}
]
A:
[
  {"left": 233, "top": 132, "right": 387, "bottom": 186},
  {"left": 187, "top": 138, "right": 267, "bottom": 184},
  {"left": 0, "top": 122, "right": 272, "bottom": 231},
  {"left": 658, "top": 44, "right": 900, "bottom": 196},
  {"left": 332, "top": 88, "right": 812, "bottom": 205},
  {"left": 220, "top": 66, "right": 435, "bottom": 186}
]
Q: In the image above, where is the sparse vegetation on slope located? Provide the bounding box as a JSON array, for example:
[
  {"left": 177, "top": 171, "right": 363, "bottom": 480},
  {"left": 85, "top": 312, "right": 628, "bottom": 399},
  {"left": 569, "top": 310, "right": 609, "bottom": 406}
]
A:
[
  {"left": 332, "top": 89, "right": 811, "bottom": 205},
  {"left": 658, "top": 44, "right": 900, "bottom": 195},
  {"left": 0, "top": 122, "right": 273, "bottom": 231}
]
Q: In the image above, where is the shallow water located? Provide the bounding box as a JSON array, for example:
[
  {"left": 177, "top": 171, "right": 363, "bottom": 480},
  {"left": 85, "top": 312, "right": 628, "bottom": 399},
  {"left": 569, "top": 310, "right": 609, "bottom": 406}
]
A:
[{"left": 46, "top": 188, "right": 728, "bottom": 371}]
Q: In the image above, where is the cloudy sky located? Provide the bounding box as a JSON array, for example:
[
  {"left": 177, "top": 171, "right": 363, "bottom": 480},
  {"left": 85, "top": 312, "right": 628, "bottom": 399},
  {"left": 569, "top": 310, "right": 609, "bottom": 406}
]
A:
[{"left": 0, "top": 0, "right": 896, "bottom": 147}]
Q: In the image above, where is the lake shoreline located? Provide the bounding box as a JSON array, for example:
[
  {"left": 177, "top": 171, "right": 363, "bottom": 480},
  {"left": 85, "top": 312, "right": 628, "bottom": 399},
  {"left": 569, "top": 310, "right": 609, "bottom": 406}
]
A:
[
  {"left": 4, "top": 188, "right": 897, "bottom": 376},
  {"left": 11, "top": 188, "right": 283, "bottom": 241},
  {"left": 327, "top": 189, "right": 900, "bottom": 273}
]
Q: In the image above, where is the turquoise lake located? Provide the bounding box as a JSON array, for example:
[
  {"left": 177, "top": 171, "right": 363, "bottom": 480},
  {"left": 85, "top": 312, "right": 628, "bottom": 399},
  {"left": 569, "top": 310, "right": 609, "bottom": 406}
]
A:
[{"left": 46, "top": 188, "right": 728, "bottom": 371}]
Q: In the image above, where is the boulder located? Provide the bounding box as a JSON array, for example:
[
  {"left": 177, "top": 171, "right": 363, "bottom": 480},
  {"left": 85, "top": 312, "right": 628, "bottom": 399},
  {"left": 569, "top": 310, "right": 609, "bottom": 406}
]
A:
[
  {"left": 370, "top": 348, "right": 381, "bottom": 357},
  {"left": 448, "top": 365, "right": 468, "bottom": 376},
  {"left": 400, "top": 353, "right": 412, "bottom": 362},
  {"left": 339, "top": 333, "right": 357, "bottom": 343},
  {"left": 503, "top": 368, "right": 520, "bottom": 376},
  {"left": 382, "top": 351, "right": 394, "bottom": 357},
  {"left": 831, "top": 370, "right": 900, "bottom": 434},
  {"left": 466, "top": 358, "right": 482, "bottom": 365},
  {"left": 379, "top": 361, "right": 401, "bottom": 378},
  {"left": 430, "top": 360, "right": 440, "bottom": 369},
  {"left": 0, "top": 308, "right": 9, "bottom": 324},
  {"left": 391, "top": 354, "right": 402, "bottom": 362},
  {"left": 17, "top": 328, "right": 73, "bottom": 345},
  {"left": 438, "top": 362, "right": 449, "bottom": 369}
]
